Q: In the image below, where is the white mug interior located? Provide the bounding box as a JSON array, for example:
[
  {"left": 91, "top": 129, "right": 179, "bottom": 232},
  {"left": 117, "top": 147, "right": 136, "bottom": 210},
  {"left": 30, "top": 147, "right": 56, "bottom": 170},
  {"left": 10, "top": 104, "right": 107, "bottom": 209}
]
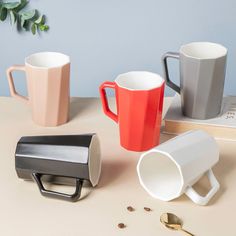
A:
[
  {"left": 25, "top": 52, "right": 70, "bottom": 68},
  {"left": 137, "top": 150, "right": 183, "bottom": 201},
  {"left": 180, "top": 42, "right": 227, "bottom": 59},
  {"left": 115, "top": 71, "right": 164, "bottom": 90}
]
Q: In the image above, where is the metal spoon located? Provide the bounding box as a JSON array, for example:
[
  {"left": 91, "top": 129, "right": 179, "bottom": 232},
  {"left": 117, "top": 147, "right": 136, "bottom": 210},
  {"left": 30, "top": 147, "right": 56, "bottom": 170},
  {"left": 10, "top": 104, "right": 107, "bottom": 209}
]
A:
[{"left": 160, "top": 213, "right": 194, "bottom": 236}]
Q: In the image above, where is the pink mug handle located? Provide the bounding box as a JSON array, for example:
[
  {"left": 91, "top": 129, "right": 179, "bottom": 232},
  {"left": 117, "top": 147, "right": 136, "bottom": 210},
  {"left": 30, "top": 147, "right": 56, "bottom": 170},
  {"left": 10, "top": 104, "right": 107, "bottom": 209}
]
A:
[
  {"left": 6, "top": 65, "right": 29, "bottom": 105},
  {"left": 99, "top": 81, "right": 118, "bottom": 123}
]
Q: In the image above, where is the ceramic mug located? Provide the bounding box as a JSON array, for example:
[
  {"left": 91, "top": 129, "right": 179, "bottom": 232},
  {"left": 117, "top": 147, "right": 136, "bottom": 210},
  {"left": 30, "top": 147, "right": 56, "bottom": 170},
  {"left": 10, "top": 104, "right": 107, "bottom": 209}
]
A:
[
  {"left": 99, "top": 71, "right": 165, "bottom": 152},
  {"left": 15, "top": 134, "right": 101, "bottom": 202},
  {"left": 137, "top": 130, "right": 220, "bottom": 205},
  {"left": 162, "top": 42, "right": 227, "bottom": 119},
  {"left": 7, "top": 52, "right": 70, "bottom": 126}
]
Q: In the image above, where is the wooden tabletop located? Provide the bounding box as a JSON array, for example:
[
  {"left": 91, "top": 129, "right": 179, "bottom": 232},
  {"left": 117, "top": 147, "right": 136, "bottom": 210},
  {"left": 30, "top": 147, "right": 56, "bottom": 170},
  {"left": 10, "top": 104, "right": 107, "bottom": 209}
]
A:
[{"left": 0, "top": 97, "right": 235, "bottom": 236}]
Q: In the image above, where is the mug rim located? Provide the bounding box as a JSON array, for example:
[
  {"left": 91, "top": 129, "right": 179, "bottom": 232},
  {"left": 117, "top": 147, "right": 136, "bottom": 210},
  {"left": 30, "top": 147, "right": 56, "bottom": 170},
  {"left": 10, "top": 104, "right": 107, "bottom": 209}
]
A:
[
  {"left": 25, "top": 51, "right": 70, "bottom": 69},
  {"left": 115, "top": 71, "right": 164, "bottom": 91},
  {"left": 180, "top": 42, "right": 227, "bottom": 60},
  {"left": 88, "top": 134, "right": 101, "bottom": 187},
  {"left": 137, "top": 149, "right": 184, "bottom": 201}
]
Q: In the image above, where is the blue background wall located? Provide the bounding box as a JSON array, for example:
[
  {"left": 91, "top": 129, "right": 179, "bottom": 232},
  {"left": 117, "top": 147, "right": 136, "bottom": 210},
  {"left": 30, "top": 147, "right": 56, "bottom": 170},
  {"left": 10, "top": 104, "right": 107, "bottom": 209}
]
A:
[{"left": 0, "top": 0, "right": 236, "bottom": 97}]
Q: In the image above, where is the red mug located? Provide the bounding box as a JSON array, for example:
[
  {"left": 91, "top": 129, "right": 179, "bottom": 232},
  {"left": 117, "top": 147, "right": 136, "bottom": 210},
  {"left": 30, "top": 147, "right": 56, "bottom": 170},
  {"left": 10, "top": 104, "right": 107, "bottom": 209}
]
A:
[{"left": 99, "top": 71, "right": 165, "bottom": 152}]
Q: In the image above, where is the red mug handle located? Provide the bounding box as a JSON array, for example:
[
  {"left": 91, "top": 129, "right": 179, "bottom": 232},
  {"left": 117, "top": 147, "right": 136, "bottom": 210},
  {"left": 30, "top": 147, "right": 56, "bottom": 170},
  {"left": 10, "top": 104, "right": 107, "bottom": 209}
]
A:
[{"left": 99, "top": 81, "right": 118, "bottom": 123}]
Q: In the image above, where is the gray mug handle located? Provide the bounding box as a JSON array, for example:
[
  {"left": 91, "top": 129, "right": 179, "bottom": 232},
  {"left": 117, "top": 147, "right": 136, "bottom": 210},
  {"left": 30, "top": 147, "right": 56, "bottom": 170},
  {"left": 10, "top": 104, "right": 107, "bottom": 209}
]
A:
[{"left": 161, "top": 52, "right": 181, "bottom": 93}]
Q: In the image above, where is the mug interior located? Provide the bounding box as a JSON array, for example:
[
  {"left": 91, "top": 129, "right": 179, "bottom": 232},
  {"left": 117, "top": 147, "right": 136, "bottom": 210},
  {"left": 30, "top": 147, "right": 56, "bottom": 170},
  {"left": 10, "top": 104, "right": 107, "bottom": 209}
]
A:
[
  {"left": 180, "top": 42, "right": 227, "bottom": 59},
  {"left": 25, "top": 52, "right": 70, "bottom": 68},
  {"left": 88, "top": 135, "right": 101, "bottom": 187},
  {"left": 138, "top": 151, "right": 183, "bottom": 201},
  {"left": 115, "top": 71, "right": 164, "bottom": 90}
]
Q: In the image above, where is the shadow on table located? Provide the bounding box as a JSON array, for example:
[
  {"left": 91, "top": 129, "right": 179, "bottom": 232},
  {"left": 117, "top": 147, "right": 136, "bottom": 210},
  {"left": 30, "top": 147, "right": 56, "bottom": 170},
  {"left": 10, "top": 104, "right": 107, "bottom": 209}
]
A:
[
  {"left": 69, "top": 97, "right": 101, "bottom": 121},
  {"left": 98, "top": 159, "right": 131, "bottom": 188},
  {"left": 171, "top": 152, "right": 235, "bottom": 205},
  {"left": 208, "top": 152, "right": 235, "bottom": 205}
]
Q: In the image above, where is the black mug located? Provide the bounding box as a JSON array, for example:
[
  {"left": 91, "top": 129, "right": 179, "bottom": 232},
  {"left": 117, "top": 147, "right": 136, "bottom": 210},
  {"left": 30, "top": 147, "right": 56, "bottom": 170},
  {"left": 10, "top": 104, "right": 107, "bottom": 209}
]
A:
[{"left": 15, "top": 134, "right": 101, "bottom": 202}]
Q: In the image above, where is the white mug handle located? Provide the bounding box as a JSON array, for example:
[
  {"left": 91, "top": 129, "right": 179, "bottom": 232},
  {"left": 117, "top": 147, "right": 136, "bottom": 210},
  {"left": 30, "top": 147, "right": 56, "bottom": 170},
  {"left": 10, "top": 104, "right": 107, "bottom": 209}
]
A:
[{"left": 185, "top": 169, "right": 220, "bottom": 206}]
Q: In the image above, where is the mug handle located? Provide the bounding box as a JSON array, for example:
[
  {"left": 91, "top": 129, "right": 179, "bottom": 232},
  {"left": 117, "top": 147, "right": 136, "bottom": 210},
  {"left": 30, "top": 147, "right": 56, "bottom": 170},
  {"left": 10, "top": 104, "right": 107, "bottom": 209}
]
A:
[
  {"left": 6, "top": 65, "right": 29, "bottom": 104},
  {"left": 32, "top": 173, "right": 83, "bottom": 202},
  {"left": 161, "top": 52, "right": 181, "bottom": 93},
  {"left": 99, "top": 81, "right": 118, "bottom": 123},
  {"left": 185, "top": 169, "right": 220, "bottom": 206}
]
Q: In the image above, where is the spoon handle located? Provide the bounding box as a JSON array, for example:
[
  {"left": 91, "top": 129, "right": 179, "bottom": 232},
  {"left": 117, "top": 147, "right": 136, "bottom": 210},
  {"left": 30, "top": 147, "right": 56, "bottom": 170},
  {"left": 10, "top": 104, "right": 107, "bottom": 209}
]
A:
[{"left": 180, "top": 228, "right": 194, "bottom": 236}]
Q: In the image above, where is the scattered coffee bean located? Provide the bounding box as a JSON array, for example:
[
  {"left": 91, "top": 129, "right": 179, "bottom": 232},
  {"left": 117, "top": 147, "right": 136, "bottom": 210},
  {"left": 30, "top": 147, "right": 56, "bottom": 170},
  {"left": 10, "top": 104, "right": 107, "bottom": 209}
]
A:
[
  {"left": 127, "top": 206, "right": 135, "bottom": 212},
  {"left": 144, "top": 207, "right": 151, "bottom": 212},
  {"left": 118, "top": 223, "right": 126, "bottom": 229}
]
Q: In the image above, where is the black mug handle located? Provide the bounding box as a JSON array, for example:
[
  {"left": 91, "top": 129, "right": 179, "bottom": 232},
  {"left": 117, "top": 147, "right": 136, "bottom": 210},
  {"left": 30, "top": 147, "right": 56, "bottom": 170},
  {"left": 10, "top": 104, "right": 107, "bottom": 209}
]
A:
[
  {"left": 161, "top": 52, "right": 181, "bottom": 94},
  {"left": 32, "top": 173, "right": 83, "bottom": 202}
]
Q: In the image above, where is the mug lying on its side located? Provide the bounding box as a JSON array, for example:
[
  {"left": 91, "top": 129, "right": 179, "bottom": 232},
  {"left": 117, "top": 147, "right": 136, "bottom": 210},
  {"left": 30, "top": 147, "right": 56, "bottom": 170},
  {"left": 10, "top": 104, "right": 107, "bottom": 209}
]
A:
[
  {"left": 137, "top": 130, "right": 220, "bottom": 206},
  {"left": 15, "top": 134, "right": 101, "bottom": 202}
]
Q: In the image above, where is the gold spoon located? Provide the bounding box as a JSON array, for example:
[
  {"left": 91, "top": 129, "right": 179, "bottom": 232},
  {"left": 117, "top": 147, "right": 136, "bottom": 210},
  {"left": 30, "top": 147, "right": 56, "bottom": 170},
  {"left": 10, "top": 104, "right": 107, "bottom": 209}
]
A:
[{"left": 160, "top": 213, "right": 194, "bottom": 236}]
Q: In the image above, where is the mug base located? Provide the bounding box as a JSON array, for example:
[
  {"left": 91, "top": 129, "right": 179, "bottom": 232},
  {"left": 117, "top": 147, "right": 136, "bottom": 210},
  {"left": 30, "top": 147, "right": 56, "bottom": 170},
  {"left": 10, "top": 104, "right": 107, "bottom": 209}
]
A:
[
  {"left": 182, "top": 110, "right": 221, "bottom": 120},
  {"left": 32, "top": 117, "right": 69, "bottom": 127}
]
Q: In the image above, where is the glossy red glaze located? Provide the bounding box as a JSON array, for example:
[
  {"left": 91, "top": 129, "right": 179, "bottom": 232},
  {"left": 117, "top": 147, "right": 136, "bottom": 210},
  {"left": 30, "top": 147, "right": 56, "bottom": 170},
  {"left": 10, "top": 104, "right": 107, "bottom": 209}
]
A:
[{"left": 100, "top": 76, "right": 165, "bottom": 152}]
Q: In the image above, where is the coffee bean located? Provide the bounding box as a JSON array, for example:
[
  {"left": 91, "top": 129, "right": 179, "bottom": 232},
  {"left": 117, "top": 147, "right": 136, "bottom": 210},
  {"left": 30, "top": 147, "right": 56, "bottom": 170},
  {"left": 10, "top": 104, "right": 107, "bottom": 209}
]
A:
[
  {"left": 144, "top": 207, "right": 151, "bottom": 212},
  {"left": 118, "top": 223, "right": 126, "bottom": 229},
  {"left": 127, "top": 206, "right": 134, "bottom": 212}
]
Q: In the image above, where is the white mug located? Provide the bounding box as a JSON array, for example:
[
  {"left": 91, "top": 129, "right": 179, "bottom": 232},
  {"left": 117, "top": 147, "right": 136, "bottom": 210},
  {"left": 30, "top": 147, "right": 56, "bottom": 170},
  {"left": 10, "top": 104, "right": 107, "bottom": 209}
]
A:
[{"left": 137, "top": 130, "right": 220, "bottom": 205}]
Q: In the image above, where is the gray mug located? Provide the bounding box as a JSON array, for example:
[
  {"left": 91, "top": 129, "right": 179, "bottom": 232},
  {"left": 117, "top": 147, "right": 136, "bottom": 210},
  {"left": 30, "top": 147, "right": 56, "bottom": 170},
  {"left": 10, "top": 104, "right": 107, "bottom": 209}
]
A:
[{"left": 162, "top": 42, "right": 227, "bottom": 119}]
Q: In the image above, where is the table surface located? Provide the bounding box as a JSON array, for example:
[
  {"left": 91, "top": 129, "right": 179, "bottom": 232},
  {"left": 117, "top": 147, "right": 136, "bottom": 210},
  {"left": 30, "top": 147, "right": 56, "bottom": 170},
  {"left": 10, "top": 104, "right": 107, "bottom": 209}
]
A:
[{"left": 0, "top": 96, "right": 235, "bottom": 236}]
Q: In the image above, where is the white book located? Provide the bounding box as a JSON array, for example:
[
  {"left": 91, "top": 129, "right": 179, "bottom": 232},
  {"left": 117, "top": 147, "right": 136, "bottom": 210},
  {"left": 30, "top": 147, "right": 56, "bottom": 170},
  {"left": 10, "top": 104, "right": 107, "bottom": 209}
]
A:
[{"left": 164, "top": 94, "right": 236, "bottom": 140}]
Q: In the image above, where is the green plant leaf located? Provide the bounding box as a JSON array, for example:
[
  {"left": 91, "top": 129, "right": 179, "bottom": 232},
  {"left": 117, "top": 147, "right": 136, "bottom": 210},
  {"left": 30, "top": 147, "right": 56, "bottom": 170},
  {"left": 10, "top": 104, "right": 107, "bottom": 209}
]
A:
[
  {"left": 14, "top": 0, "right": 28, "bottom": 12},
  {"left": 3, "top": 2, "right": 21, "bottom": 10},
  {"left": 21, "top": 9, "right": 36, "bottom": 20},
  {"left": 9, "top": 10, "right": 16, "bottom": 24},
  {"left": 20, "top": 15, "right": 25, "bottom": 27},
  {"left": 39, "top": 24, "right": 49, "bottom": 31},
  {"left": 31, "top": 23, "right": 36, "bottom": 35},
  {"left": 0, "top": 6, "right": 7, "bottom": 21},
  {"left": 35, "top": 14, "right": 44, "bottom": 24}
]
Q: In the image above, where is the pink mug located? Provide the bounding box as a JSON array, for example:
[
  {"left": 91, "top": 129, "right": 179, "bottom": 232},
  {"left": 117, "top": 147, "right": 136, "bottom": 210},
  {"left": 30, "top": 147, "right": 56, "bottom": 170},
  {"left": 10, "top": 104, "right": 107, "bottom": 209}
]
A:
[{"left": 6, "top": 52, "right": 70, "bottom": 126}]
